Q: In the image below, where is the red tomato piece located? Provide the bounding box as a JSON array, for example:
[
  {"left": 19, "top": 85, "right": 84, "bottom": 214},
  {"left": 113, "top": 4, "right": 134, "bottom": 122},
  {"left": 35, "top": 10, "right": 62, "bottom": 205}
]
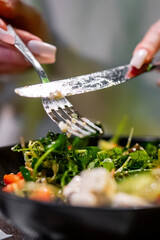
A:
[
  {"left": 3, "top": 179, "right": 25, "bottom": 193},
  {"left": 17, "top": 172, "right": 24, "bottom": 179},
  {"left": 29, "top": 186, "right": 54, "bottom": 202},
  {"left": 3, "top": 173, "right": 21, "bottom": 185}
]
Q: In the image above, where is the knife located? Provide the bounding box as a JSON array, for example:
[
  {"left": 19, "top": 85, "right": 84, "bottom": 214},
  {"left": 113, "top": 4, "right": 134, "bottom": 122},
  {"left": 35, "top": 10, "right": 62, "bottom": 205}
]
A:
[{"left": 15, "top": 56, "right": 160, "bottom": 99}]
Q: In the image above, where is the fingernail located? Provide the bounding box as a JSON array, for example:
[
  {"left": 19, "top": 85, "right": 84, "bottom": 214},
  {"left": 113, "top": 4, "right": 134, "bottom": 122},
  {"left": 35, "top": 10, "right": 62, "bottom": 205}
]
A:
[
  {"left": 0, "top": 28, "right": 15, "bottom": 44},
  {"left": 130, "top": 49, "right": 148, "bottom": 69},
  {"left": 27, "top": 40, "right": 57, "bottom": 59}
]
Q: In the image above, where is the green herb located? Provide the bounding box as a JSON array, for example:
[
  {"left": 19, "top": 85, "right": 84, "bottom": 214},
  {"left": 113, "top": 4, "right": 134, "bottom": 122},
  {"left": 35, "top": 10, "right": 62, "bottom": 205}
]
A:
[
  {"left": 12, "top": 129, "right": 160, "bottom": 188},
  {"left": 20, "top": 166, "right": 32, "bottom": 181},
  {"left": 100, "top": 158, "right": 115, "bottom": 171},
  {"left": 147, "top": 63, "right": 153, "bottom": 71}
]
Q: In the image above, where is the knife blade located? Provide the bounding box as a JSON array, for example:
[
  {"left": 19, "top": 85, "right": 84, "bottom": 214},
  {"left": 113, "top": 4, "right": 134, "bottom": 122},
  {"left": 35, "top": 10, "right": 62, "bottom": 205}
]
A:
[{"left": 14, "top": 58, "right": 159, "bottom": 99}]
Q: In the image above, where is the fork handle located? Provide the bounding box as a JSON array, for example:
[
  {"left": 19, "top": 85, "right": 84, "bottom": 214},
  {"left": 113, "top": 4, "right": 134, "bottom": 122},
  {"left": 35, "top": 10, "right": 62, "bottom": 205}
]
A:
[{"left": 7, "top": 25, "right": 49, "bottom": 84}]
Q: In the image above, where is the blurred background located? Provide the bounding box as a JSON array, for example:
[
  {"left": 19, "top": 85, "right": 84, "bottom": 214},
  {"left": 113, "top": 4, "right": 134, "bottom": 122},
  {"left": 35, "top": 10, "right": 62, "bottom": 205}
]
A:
[{"left": 0, "top": 0, "right": 160, "bottom": 147}]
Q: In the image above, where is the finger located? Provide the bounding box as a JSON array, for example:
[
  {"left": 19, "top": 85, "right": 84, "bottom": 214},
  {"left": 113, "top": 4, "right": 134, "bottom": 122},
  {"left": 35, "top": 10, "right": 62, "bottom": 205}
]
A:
[
  {"left": 0, "top": 63, "right": 29, "bottom": 74},
  {"left": 15, "top": 28, "right": 42, "bottom": 43},
  {"left": 27, "top": 40, "right": 57, "bottom": 60},
  {"left": 0, "top": 18, "right": 7, "bottom": 30},
  {"left": 0, "top": 18, "right": 15, "bottom": 44},
  {"left": 0, "top": 43, "right": 56, "bottom": 65},
  {"left": 0, "top": 19, "right": 42, "bottom": 45},
  {"left": 0, "top": 45, "right": 30, "bottom": 65},
  {"left": 35, "top": 55, "right": 56, "bottom": 64},
  {"left": 16, "top": 30, "right": 57, "bottom": 61},
  {"left": 0, "top": 25, "right": 43, "bottom": 46},
  {"left": 15, "top": 29, "right": 57, "bottom": 60},
  {"left": 0, "top": 55, "right": 55, "bottom": 74},
  {"left": 134, "top": 19, "right": 160, "bottom": 61},
  {"left": 0, "top": 54, "right": 55, "bottom": 74},
  {"left": 0, "top": 25, "right": 56, "bottom": 61},
  {"left": 130, "top": 19, "right": 160, "bottom": 69}
]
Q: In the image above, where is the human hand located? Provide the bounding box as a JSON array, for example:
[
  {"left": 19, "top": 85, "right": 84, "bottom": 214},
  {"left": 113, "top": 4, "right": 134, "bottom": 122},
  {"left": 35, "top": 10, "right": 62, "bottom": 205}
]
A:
[
  {"left": 129, "top": 19, "right": 160, "bottom": 69},
  {"left": 0, "top": 0, "right": 56, "bottom": 73}
]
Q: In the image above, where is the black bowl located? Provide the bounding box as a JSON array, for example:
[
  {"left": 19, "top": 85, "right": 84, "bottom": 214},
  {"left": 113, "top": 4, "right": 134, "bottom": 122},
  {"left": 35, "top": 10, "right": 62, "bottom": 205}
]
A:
[{"left": 0, "top": 136, "right": 160, "bottom": 240}]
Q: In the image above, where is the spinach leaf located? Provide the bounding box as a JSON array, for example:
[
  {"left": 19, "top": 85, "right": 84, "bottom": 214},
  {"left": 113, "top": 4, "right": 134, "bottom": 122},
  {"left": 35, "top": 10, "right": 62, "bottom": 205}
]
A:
[
  {"left": 20, "top": 166, "right": 32, "bottom": 181},
  {"left": 128, "top": 150, "right": 151, "bottom": 170},
  {"left": 107, "top": 147, "right": 124, "bottom": 160},
  {"left": 145, "top": 143, "right": 157, "bottom": 158},
  {"left": 72, "top": 136, "right": 90, "bottom": 149},
  {"left": 100, "top": 158, "right": 115, "bottom": 171},
  {"left": 87, "top": 158, "right": 100, "bottom": 169}
]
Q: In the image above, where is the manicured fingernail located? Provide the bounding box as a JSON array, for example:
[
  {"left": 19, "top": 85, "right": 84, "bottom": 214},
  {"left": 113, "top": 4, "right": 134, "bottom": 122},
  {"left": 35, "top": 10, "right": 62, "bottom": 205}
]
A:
[
  {"left": 0, "top": 28, "right": 15, "bottom": 44},
  {"left": 27, "top": 40, "right": 57, "bottom": 59},
  {"left": 130, "top": 49, "right": 148, "bottom": 69}
]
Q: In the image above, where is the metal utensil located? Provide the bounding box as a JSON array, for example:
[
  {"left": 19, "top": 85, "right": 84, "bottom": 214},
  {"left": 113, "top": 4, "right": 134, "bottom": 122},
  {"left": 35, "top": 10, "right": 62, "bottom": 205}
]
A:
[
  {"left": 7, "top": 25, "right": 102, "bottom": 138},
  {"left": 15, "top": 56, "right": 160, "bottom": 99}
]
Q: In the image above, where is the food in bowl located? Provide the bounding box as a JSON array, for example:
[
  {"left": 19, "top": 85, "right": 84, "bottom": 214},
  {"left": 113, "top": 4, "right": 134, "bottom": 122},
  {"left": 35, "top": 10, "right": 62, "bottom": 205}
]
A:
[{"left": 2, "top": 131, "right": 160, "bottom": 207}]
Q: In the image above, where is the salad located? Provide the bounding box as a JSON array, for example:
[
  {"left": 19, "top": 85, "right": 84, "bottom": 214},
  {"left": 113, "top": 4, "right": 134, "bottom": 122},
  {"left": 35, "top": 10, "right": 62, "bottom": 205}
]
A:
[{"left": 2, "top": 130, "right": 160, "bottom": 207}]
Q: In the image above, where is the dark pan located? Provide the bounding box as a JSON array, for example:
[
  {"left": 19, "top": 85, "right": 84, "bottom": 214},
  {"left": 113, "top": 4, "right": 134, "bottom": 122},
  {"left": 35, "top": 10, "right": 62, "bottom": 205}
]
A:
[{"left": 0, "top": 136, "right": 160, "bottom": 240}]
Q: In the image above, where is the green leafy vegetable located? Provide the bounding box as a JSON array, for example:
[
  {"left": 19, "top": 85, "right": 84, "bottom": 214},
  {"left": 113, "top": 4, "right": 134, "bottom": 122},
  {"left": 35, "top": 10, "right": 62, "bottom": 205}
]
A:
[
  {"left": 12, "top": 130, "right": 160, "bottom": 188},
  {"left": 20, "top": 166, "right": 32, "bottom": 181},
  {"left": 100, "top": 158, "right": 115, "bottom": 171}
]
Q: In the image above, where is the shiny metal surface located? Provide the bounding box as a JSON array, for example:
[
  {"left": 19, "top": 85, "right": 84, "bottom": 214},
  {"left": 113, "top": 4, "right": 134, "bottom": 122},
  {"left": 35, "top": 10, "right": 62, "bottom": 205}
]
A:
[
  {"left": 15, "top": 55, "right": 160, "bottom": 99},
  {"left": 15, "top": 65, "right": 129, "bottom": 98},
  {"left": 8, "top": 25, "right": 102, "bottom": 137}
]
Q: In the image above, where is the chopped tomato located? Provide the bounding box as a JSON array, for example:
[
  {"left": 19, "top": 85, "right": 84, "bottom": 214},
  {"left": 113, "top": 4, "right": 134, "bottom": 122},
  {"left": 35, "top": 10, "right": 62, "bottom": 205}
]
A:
[
  {"left": 3, "top": 183, "right": 16, "bottom": 193},
  {"left": 17, "top": 172, "right": 24, "bottom": 179},
  {"left": 29, "top": 186, "right": 54, "bottom": 202},
  {"left": 3, "top": 173, "right": 21, "bottom": 185},
  {"left": 3, "top": 179, "right": 25, "bottom": 193},
  {"left": 17, "top": 179, "right": 25, "bottom": 189}
]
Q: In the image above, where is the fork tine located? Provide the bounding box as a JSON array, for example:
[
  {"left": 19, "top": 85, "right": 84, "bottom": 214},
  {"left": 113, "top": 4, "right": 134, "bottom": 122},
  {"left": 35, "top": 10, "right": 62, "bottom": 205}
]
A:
[
  {"left": 66, "top": 105, "right": 103, "bottom": 134},
  {"left": 55, "top": 109, "right": 91, "bottom": 136},
  {"left": 58, "top": 98, "right": 103, "bottom": 134},
  {"left": 81, "top": 117, "right": 103, "bottom": 134},
  {"left": 48, "top": 98, "right": 93, "bottom": 136},
  {"left": 48, "top": 110, "right": 84, "bottom": 138},
  {"left": 43, "top": 98, "right": 90, "bottom": 137},
  {"left": 42, "top": 97, "right": 103, "bottom": 137},
  {"left": 63, "top": 106, "right": 97, "bottom": 134},
  {"left": 58, "top": 105, "right": 95, "bottom": 134}
]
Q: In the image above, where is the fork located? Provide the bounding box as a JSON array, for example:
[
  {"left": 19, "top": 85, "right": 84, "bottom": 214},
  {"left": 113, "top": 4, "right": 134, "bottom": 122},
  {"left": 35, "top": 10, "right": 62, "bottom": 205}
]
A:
[{"left": 7, "top": 25, "right": 103, "bottom": 138}]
